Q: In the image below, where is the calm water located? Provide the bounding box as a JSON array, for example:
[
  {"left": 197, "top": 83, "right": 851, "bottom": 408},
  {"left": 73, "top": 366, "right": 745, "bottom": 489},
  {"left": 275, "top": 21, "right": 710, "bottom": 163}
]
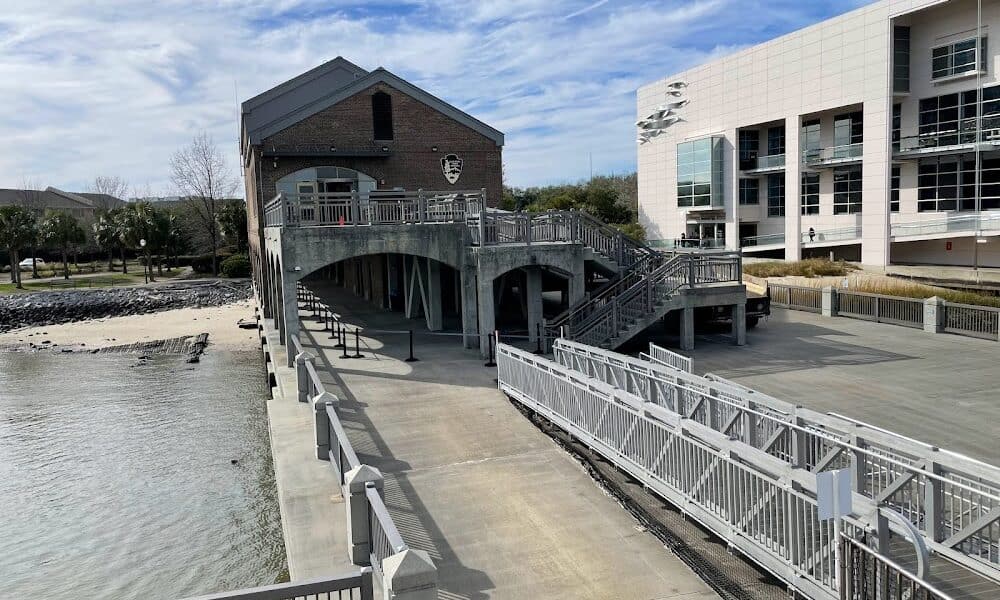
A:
[{"left": 0, "top": 350, "right": 286, "bottom": 599}]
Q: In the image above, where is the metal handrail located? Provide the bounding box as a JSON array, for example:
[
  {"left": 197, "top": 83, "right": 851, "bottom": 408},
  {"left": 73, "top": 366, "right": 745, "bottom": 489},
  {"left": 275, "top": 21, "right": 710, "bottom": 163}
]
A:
[
  {"left": 741, "top": 232, "right": 785, "bottom": 247},
  {"left": 840, "top": 535, "right": 955, "bottom": 600},
  {"left": 891, "top": 212, "right": 1000, "bottom": 238},
  {"left": 802, "top": 143, "right": 863, "bottom": 164},
  {"left": 178, "top": 569, "right": 374, "bottom": 600},
  {"left": 366, "top": 486, "right": 408, "bottom": 577},
  {"left": 802, "top": 226, "right": 861, "bottom": 244}
]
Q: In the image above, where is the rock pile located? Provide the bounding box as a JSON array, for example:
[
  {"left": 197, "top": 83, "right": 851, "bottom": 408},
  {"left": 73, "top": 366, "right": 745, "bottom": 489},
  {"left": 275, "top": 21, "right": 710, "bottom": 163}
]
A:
[{"left": 0, "top": 281, "right": 251, "bottom": 333}]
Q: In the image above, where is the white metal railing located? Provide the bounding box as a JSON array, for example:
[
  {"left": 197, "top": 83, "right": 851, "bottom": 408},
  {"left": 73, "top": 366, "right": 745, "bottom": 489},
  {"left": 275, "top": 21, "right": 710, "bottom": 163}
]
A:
[
  {"left": 178, "top": 569, "right": 374, "bottom": 600},
  {"left": 803, "top": 143, "right": 863, "bottom": 166},
  {"left": 836, "top": 291, "right": 924, "bottom": 329},
  {"left": 803, "top": 226, "right": 861, "bottom": 244},
  {"left": 895, "top": 118, "right": 1000, "bottom": 154},
  {"left": 944, "top": 301, "right": 1000, "bottom": 341},
  {"left": 840, "top": 536, "right": 955, "bottom": 600},
  {"left": 769, "top": 284, "right": 822, "bottom": 312},
  {"left": 264, "top": 190, "right": 485, "bottom": 228},
  {"left": 547, "top": 338, "right": 1000, "bottom": 578},
  {"left": 891, "top": 212, "right": 1000, "bottom": 238},
  {"left": 645, "top": 341, "right": 693, "bottom": 373}
]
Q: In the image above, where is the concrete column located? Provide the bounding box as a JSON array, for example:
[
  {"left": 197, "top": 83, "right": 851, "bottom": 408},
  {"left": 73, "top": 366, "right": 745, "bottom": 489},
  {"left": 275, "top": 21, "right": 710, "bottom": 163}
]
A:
[
  {"left": 923, "top": 296, "right": 945, "bottom": 333},
  {"left": 784, "top": 114, "right": 802, "bottom": 261},
  {"left": 525, "top": 267, "right": 543, "bottom": 343},
  {"left": 425, "top": 259, "right": 443, "bottom": 331},
  {"left": 732, "top": 303, "right": 746, "bottom": 346},
  {"left": 313, "top": 392, "right": 338, "bottom": 461},
  {"left": 344, "top": 465, "right": 384, "bottom": 565},
  {"left": 679, "top": 306, "right": 695, "bottom": 351},
  {"left": 281, "top": 269, "right": 300, "bottom": 367},
  {"left": 477, "top": 275, "right": 495, "bottom": 357},
  {"left": 381, "top": 549, "right": 438, "bottom": 600},
  {"left": 295, "top": 350, "right": 315, "bottom": 403},
  {"left": 821, "top": 286, "right": 838, "bottom": 317},
  {"left": 860, "top": 97, "right": 893, "bottom": 268},
  {"left": 568, "top": 261, "right": 586, "bottom": 306},
  {"left": 460, "top": 267, "right": 478, "bottom": 349}
]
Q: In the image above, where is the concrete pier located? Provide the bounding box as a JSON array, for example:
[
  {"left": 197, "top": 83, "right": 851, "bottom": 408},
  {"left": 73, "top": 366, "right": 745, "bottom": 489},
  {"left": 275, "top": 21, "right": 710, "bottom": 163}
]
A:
[{"left": 268, "top": 285, "right": 719, "bottom": 599}]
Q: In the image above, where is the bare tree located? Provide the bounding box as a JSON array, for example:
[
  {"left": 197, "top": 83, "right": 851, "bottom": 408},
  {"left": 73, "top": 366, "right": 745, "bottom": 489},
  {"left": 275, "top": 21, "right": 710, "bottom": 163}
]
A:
[
  {"left": 88, "top": 175, "right": 130, "bottom": 209},
  {"left": 169, "top": 132, "right": 237, "bottom": 276}
]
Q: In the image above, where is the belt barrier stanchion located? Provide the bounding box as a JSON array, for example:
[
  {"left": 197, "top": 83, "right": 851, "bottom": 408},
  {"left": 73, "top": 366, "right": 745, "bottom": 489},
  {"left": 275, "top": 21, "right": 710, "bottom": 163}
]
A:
[
  {"left": 352, "top": 328, "right": 365, "bottom": 359},
  {"left": 405, "top": 329, "right": 418, "bottom": 363},
  {"left": 340, "top": 326, "right": 350, "bottom": 359},
  {"left": 533, "top": 323, "right": 544, "bottom": 355},
  {"left": 484, "top": 331, "right": 497, "bottom": 368},
  {"left": 329, "top": 315, "right": 337, "bottom": 340}
]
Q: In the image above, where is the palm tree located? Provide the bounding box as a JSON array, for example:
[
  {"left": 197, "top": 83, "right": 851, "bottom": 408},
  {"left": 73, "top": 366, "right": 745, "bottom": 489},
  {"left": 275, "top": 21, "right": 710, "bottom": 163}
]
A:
[
  {"left": 40, "top": 211, "right": 87, "bottom": 280},
  {"left": 0, "top": 205, "right": 38, "bottom": 289},
  {"left": 113, "top": 208, "right": 132, "bottom": 274}
]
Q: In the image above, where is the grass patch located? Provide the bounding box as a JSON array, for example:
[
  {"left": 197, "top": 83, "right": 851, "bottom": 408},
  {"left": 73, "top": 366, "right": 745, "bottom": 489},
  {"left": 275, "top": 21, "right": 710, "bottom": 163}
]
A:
[
  {"left": 0, "top": 268, "right": 187, "bottom": 294},
  {"left": 745, "top": 259, "right": 860, "bottom": 278}
]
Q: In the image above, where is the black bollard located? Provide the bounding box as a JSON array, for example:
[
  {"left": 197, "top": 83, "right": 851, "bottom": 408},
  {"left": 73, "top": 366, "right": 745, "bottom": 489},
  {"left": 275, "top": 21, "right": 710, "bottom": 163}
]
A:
[
  {"left": 351, "top": 328, "right": 365, "bottom": 359},
  {"left": 329, "top": 316, "right": 337, "bottom": 340},
  {"left": 340, "top": 327, "right": 350, "bottom": 359},
  {"left": 404, "top": 329, "right": 418, "bottom": 363},
  {"left": 484, "top": 332, "right": 497, "bottom": 367},
  {"left": 533, "top": 323, "right": 544, "bottom": 355}
]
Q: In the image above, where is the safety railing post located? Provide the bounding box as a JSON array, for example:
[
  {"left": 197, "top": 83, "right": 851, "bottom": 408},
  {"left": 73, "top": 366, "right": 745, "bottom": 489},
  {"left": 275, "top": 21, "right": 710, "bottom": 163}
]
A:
[
  {"left": 344, "top": 466, "right": 383, "bottom": 566},
  {"left": 295, "top": 350, "right": 315, "bottom": 403},
  {"left": 405, "top": 330, "right": 418, "bottom": 363},
  {"left": 417, "top": 189, "right": 426, "bottom": 223}
]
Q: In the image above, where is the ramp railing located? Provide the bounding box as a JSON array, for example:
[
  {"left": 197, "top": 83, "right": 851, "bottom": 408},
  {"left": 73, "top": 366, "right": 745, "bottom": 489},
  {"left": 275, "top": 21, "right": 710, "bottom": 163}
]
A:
[
  {"left": 264, "top": 190, "right": 485, "bottom": 227},
  {"left": 547, "top": 338, "right": 1000, "bottom": 581},
  {"left": 178, "top": 569, "right": 374, "bottom": 600},
  {"left": 840, "top": 536, "right": 954, "bottom": 600},
  {"left": 645, "top": 341, "right": 693, "bottom": 373}
]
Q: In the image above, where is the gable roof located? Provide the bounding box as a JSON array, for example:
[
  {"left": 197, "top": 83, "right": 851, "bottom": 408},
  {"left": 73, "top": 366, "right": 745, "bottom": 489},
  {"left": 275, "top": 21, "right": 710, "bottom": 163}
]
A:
[
  {"left": 0, "top": 187, "right": 123, "bottom": 211},
  {"left": 241, "top": 59, "right": 504, "bottom": 151}
]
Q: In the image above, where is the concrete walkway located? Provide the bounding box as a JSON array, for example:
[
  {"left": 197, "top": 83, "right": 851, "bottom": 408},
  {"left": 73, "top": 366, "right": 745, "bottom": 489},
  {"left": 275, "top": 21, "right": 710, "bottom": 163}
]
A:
[
  {"left": 680, "top": 308, "right": 1000, "bottom": 465},
  {"left": 297, "top": 282, "right": 719, "bottom": 600}
]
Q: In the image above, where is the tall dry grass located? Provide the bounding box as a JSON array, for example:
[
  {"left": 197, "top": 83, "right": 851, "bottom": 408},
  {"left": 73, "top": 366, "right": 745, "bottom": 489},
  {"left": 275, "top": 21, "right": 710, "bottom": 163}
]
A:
[
  {"left": 744, "top": 259, "right": 860, "bottom": 278},
  {"left": 775, "top": 276, "right": 1000, "bottom": 308}
]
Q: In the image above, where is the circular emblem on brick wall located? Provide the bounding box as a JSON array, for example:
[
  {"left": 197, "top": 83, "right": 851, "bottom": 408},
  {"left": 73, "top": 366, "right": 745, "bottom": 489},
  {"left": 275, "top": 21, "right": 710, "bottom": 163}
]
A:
[{"left": 441, "top": 153, "right": 463, "bottom": 184}]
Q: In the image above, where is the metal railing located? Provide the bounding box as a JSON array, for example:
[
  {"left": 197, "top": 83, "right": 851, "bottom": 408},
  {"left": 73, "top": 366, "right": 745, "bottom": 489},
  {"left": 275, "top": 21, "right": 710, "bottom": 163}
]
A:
[
  {"left": 769, "top": 284, "right": 822, "bottom": 312},
  {"left": 944, "top": 301, "right": 1000, "bottom": 341},
  {"left": 366, "top": 486, "right": 408, "bottom": 580},
  {"left": 547, "top": 338, "right": 1000, "bottom": 579},
  {"left": 895, "top": 119, "right": 1000, "bottom": 154},
  {"left": 644, "top": 341, "right": 693, "bottom": 372},
  {"left": 890, "top": 212, "right": 1000, "bottom": 238},
  {"left": 741, "top": 232, "right": 786, "bottom": 247},
  {"left": 670, "top": 237, "right": 727, "bottom": 249},
  {"left": 803, "top": 226, "right": 862, "bottom": 244},
  {"left": 264, "top": 190, "right": 485, "bottom": 227},
  {"left": 742, "top": 153, "right": 786, "bottom": 171},
  {"left": 837, "top": 291, "right": 924, "bottom": 329},
  {"left": 178, "top": 570, "right": 374, "bottom": 600},
  {"left": 841, "top": 536, "right": 954, "bottom": 600},
  {"left": 803, "top": 143, "right": 864, "bottom": 166}
]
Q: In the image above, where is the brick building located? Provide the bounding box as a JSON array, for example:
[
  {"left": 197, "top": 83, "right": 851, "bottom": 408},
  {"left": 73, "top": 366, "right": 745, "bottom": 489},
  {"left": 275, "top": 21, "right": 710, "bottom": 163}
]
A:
[{"left": 241, "top": 57, "right": 504, "bottom": 293}]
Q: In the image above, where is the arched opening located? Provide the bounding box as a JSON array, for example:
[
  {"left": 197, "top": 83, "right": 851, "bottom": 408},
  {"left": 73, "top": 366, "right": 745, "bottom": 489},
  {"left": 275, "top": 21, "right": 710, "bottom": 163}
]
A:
[{"left": 277, "top": 166, "right": 378, "bottom": 199}]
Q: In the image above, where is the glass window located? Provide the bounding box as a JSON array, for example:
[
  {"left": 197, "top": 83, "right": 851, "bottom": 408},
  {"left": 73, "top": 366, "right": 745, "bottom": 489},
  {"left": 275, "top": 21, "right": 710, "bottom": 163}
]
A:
[
  {"left": 677, "top": 137, "right": 723, "bottom": 208},
  {"left": 894, "top": 26, "right": 910, "bottom": 93},
  {"left": 834, "top": 111, "right": 863, "bottom": 148},
  {"left": 739, "top": 129, "right": 759, "bottom": 170},
  {"left": 372, "top": 92, "right": 394, "bottom": 140},
  {"left": 892, "top": 104, "right": 901, "bottom": 152},
  {"left": 801, "top": 119, "right": 821, "bottom": 162},
  {"left": 833, "top": 167, "right": 862, "bottom": 214},
  {"left": 801, "top": 173, "right": 819, "bottom": 215},
  {"left": 931, "top": 37, "right": 987, "bottom": 80},
  {"left": 917, "top": 155, "right": 999, "bottom": 211},
  {"left": 767, "top": 125, "right": 785, "bottom": 156},
  {"left": 891, "top": 165, "right": 900, "bottom": 212},
  {"left": 767, "top": 174, "right": 785, "bottom": 217},
  {"left": 739, "top": 178, "right": 759, "bottom": 205}
]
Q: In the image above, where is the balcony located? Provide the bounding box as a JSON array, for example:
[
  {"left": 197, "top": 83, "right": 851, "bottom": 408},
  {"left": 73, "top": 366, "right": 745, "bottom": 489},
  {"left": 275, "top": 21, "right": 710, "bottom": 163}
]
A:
[
  {"left": 741, "top": 153, "right": 786, "bottom": 174},
  {"left": 894, "top": 118, "right": 1000, "bottom": 158},
  {"left": 802, "top": 143, "right": 863, "bottom": 168},
  {"left": 891, "top": 212, "right": 1000, "bottom": 239}
]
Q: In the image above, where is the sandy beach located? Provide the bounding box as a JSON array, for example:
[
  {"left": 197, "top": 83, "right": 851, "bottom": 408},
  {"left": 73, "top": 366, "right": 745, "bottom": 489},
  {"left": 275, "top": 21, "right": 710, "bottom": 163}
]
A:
[{"left": 0, "top": 300, "right": 258, "bottom": 351}]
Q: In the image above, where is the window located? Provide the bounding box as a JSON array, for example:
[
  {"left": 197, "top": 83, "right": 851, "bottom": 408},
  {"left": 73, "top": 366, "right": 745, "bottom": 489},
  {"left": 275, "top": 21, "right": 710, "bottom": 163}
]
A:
[
  {"left": 891, "top": 165, "right": 900, "bottom": 212},
  {"left": 372, "top": 91, "right": 393, "bottom": 140},
  {"left": 767, "top": 173, "right": 785, "bottom": 217},
  {"left": 834, "top": 111, "right": 863, "bottom": 148},
  {"left": 932, "top": 37, "right": 987, "bottom": 80},
  {"left": 892, "top": 104, "right": 901, "bottom": 152},
  {"left": 801, "top": 118, "right": 821, "bottom": 162},
  {"left": 739, "top": 130, "right": 759, "bottom": 170},
  {"left": 739, "top": 178, "right": 759, "bottom": 205},
  {"left": 919, "top": 87, "right": 1000, "bottom": 147},
  {"left": 894, "top": 26, "right": 910, "bottom": 93},
  {"left": 767, "top": 125, "right": 785, "bottom": 156},
  {"left": 801, "top": 173, "right": 819, "bottom": 215},
  {"left": 677, "top": 137, "right": 724, "bottom": 208},
  {"left": 917, "top": 155, "right": 1000, "bottom": 212},
  {"left": 833, "top": 167, "right": 862, "bottom": 214}
]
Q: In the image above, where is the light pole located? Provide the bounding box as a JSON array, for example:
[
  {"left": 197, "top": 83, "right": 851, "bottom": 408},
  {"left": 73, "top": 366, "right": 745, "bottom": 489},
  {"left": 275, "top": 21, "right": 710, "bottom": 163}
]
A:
[{"left": 139, "top": 239, "right": 148, "bottom": 284}]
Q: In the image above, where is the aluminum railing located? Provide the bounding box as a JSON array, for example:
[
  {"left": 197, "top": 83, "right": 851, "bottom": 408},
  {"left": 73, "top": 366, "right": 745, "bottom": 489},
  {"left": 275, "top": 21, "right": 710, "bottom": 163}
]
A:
[
  {"left": 891, "top": 212, "right": 1000, "bottom": 238},
  {"left": 769, "top": 284, "right": 823, "bottom": 312},
  {"left": 944, "top": 301, "right": 1000, "bottom": 341},
  {"left": 178, "top": 569, "right": 374, "bottom": 600},
  {"left": 742, "top": 153, "right": 786, "bottom": 171},
  {"left": 366, "top": 486, "right": 408, "bottom": 581},
  {"left": 741, "top": 232, "right": 786, "bottom": 247},
  {"left": 803, "top": 143, "right": 864, "bottom": 166},
  {"left": 547, "top": 338, "right": 1000, "bottom": 579},
  {"left": 837, "top": 291, "right": 924, "bottom": 329},
  {"left": 264, "top": 190, "right": 485, "bottom": 227},
  {"left": 803, "top": 226, "right": 862, "bottom": 244},
  {"left": 645, "top": 341, "right": 693, "bottom": 373},
  {"left": 895, "top": 119, "right": 1000, "bottom": 154},
  {"left": 841, "top": 536, "right": 954, "bottom": 600}
]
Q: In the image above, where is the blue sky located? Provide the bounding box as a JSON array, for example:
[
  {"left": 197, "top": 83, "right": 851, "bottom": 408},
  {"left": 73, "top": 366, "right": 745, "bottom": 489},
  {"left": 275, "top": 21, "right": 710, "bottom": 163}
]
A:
[{"left": 0, "top": 0, "right": 871, "bottom": 195}]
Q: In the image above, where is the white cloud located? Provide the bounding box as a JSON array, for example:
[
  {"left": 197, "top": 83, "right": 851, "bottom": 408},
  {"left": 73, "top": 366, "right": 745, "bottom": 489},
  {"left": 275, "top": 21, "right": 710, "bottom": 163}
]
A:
[{"left": 0, "top": 0, "right": 861, "bottom": 193}]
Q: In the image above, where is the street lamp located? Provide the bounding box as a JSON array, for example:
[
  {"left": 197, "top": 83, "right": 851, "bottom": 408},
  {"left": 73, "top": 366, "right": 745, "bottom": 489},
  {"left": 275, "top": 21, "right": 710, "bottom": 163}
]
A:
[{"left": 139, "top": 239, "right": 148, "bottom": 284}]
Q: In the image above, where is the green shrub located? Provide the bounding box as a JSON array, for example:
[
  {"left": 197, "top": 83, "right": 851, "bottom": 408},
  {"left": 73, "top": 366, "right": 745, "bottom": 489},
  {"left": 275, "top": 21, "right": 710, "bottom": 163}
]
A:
[
  {"left": 190, "top": 254, "right": 216, "bottom": 274},
  {"left": 220, "top": 254, "right": 251, "bottom": 278}
]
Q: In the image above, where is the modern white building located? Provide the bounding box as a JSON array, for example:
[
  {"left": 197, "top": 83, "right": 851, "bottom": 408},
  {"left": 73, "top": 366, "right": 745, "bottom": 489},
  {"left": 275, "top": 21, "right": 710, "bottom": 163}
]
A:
[{"left": 637, "top": 0, "right": 1000, "bottom": 268}]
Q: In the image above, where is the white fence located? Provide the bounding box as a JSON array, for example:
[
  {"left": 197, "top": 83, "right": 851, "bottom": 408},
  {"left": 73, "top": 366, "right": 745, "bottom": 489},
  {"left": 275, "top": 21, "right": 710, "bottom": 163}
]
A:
[{"left": 644, "top": 342, "right": 693, "bottom": 372}]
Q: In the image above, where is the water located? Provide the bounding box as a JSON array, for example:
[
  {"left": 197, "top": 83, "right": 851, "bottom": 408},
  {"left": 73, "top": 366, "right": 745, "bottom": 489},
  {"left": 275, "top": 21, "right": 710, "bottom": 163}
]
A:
[{"left": 0, "top": 350, "right": 286, "bottom": 599}]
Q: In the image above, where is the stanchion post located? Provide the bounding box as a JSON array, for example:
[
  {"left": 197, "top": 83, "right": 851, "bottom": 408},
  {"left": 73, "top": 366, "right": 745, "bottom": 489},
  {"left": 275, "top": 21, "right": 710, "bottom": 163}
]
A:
[
  {"left": 334, "top": 321, "right": 346, "bottom": 348},
  {"left": 484, "top": 330, "right": 497, "bottom": 367},
  {"left": 352, "top": 328, "right": 365, "bottom": 359},
  {"left": 533, "top": 323, "right": 543, "bottom": 355},
  {"left": 405, "top": 329, "right": 419, "bottom": 363},
  {"left": 340, "top": 326, "right": 350, "bottom": 359},
  {"left": 329, "top": 316, "right": 337, "bottom": 339}
]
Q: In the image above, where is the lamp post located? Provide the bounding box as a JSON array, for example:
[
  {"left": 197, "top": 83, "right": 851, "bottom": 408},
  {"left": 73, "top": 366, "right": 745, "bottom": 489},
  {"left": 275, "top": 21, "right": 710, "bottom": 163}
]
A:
[{"left": 139, "top": 239, "right": 148, "bottom": 284}]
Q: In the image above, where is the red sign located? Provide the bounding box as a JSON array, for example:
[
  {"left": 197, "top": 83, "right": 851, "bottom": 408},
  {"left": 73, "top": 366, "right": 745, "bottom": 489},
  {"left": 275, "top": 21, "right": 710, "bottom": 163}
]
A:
[{"left": 946, "top": 241, "right": 953, "bottom": 251}]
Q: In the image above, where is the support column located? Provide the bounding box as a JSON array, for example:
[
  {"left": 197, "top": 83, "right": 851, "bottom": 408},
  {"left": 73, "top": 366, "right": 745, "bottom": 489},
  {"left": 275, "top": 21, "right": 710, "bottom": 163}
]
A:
[
  {"left": 425, "top": 259, "right": 442, "bottom": 331},
  {"left": 525, "top": 267, "right": 543, "bottom": 343},
  {"left": 281, "top": 268, "right": 300, "bottom": 367},
  {"left": 461, "top": 267, "right": 478, "bottom": 349},
  {"left": 477, "top": 275, "right": 495, "bottom": 357},
  {"left": 784, "top": 114, "right": 802, "bottom": 261},
  {"left": 679, "top": 306, "right": 695, "bottom": 351},
  {"left": 568, "top": 260, "right": 586, "bottom": 306},
  {"left": 344, "top": 465, "right": 384, "bottom": 566},
  {"left": 732, "top": 303, "right": 746, "bottom": 346}
]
